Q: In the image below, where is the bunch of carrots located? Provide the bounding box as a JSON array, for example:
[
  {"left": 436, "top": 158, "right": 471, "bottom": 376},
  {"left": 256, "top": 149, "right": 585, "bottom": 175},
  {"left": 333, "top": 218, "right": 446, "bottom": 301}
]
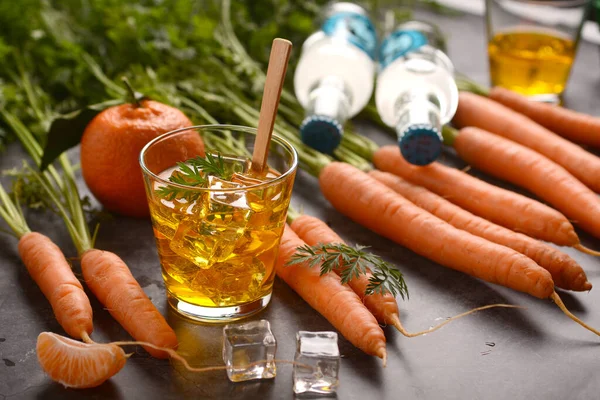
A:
[{"left": 336, "top": 86, "right": 600, "bottom": 336}]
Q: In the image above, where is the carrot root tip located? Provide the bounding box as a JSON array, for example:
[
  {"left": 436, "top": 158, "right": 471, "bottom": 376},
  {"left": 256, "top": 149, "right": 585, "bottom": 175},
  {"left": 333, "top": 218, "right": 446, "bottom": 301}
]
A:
[
  {"left": 393, "top": 304, "right": 522, "bottom": 338},
  {"left": 81, "top": 331, "right": 94, "bottom": 344},
  {"left": 574, "top": 244, "right": 600, "bottom": 257},
  {"left": 380, "top": 350, "right": 387, "bottom": 368},
  {"left": 391, "top": 315, "right": 418, "bottom": 338},
  {"left": 551, "top": 291, "right": 600, "bottom": 337}
]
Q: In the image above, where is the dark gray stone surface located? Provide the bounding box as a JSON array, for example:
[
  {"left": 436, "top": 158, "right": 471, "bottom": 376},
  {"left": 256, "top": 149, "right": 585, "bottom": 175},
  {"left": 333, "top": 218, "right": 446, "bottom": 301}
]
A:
[{"left": 1, "top": 9, "right": 600, "bottom": 400}]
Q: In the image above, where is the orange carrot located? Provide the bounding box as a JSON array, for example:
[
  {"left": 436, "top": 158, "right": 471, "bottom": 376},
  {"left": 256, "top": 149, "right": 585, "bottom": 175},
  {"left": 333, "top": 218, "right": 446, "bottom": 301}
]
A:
[
  {"left": 18, "top": 232, "right": 93, "bottom": 339},
  {"left": 372, "top": 145, "right": 578, "bottom": 247},
  {"left": 277, "top": 226, "right": 387, "bottom": 361},
  {"left": 320, "top": 162, "right": 554, "bottom": 299},
  {"left": 81, "top": 249, "right": 178, "bottom": 359},
  {"left": 290, "top": 215, "right": 400, "bottom": 325},
  {"left": 454, "top": 91, "right": 600, "bottom": 193},
  {"left": 369, "top": 170, "right": 591, "bottom": 292},
  {"left": 453, "top": 126, "right": 600, "bottom": 240},
  {"left": 290, "top": 214, "right": 519, "bottom": 337},
  {"left": 489, "top": 86, "right": 600, "bottom": 148},
  {"left": 1, "top": 183, "right": 93, "bottom": 340}
]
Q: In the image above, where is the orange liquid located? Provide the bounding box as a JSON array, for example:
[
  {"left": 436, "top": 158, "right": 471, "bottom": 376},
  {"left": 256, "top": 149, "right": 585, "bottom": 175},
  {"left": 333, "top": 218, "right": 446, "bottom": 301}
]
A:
[{"left": 148, "top": 158, "right": 292, "bottom": 308}]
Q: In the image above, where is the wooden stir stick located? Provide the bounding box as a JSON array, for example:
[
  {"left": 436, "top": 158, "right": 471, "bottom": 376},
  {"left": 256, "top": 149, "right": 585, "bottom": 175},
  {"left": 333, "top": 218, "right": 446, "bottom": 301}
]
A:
[{"left": 251, "top": 38, "right": 293, "bottom": 174}]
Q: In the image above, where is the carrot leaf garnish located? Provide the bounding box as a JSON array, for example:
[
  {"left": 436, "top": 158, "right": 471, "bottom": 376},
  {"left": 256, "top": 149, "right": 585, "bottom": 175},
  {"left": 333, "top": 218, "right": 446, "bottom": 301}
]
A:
[
  {"left": 186, "top": 152, "right": 226, "bottom": 178},
  {"left": 170, "top": 162, "right": 207, "bottom": 187},
  {"left": 156, "top": 152, "right": 226, "bottom": 201},
  {"left": 287, "top": 243, "right": 408, "bottom": 299},
  {"left": 155, "top": 185, "right": 202, "bottom": 202}
]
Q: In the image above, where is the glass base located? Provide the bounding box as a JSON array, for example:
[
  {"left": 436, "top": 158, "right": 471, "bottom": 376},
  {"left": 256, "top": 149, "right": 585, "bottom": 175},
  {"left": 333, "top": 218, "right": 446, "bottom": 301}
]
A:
[{"left": 167, "top": 292, "right": 272, "bottom": 323}]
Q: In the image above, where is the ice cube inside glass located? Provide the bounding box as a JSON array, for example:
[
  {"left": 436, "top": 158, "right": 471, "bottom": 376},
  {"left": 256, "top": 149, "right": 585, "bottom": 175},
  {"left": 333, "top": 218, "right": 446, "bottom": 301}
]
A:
[
  {"left": 140, "top": 126, "right": 297, "bottom": 322},
  {"left": 293, "top": 331, "right": 340, "bottom": 395},
  {"left": 223, "top": 319, "right": 277, "bottom": 382}
]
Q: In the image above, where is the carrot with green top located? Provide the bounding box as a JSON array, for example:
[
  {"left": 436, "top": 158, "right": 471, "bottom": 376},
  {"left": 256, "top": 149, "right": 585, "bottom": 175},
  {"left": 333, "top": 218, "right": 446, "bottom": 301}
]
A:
[
  {"left": 2, "top": 110, "right": 178, "bottom": 359},
  {"left": 454, "top": 91, "right": 600, "bottom": 193},
  {"left": 0, "top": 183, "right": 93, "bottom": 340},
  {"left": 369, "top": 170, "right": 591, "bottom": 292}
]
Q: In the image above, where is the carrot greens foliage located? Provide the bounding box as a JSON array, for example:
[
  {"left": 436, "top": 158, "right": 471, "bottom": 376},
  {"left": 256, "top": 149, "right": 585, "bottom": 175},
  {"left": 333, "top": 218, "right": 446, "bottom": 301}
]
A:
[{"left": 288, "top": 243, "right": 409, "bottom": 298}]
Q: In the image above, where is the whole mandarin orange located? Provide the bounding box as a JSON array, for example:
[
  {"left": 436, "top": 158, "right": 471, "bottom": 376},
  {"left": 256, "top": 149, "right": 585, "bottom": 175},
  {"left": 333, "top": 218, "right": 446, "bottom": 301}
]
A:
[{"left": 80, "top": 100, "right": 203, "bottom": 217}]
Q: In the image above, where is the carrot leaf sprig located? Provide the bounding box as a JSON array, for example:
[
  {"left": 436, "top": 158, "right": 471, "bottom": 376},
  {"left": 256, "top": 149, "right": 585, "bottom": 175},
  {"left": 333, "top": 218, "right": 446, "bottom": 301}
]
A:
[
  {"left": 156, "top": 152, "right": 226, "bottom": 201},
  {"left": 155, "top": 185, "right": 202, "bottom": 203},
  {"left": 288, "top": 243, "right": 409, "bottom": 298},
  {"left": 187, "top": 152, "right": 227, "bottom": 178}
]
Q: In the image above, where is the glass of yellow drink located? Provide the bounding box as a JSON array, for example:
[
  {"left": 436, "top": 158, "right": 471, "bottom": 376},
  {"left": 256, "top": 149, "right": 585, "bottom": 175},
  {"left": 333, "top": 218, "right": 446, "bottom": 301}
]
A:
[
  {"left": 485, "top": 0, "right": 591, "bottom": 103},
  {"left": 140, "top": 125, "right": 297, "bottom": 322}
]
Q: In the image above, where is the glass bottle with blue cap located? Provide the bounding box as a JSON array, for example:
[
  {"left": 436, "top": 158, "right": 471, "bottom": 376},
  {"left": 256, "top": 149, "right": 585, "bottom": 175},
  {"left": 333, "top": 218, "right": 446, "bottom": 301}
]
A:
[
  {"left": 294, "top": 2, "right": 377, "bottom": 154},
  {"left": 375, "top": 20, "right": 459, "bottom": 166}
]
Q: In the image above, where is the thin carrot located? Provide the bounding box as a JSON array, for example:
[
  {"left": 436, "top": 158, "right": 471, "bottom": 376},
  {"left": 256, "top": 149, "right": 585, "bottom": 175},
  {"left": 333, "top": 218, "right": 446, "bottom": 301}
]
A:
[
  {"left": 451, "top": 126, "right": 600, "bottom": 240},
  {"left": 277, "top": 226, "right": 387, "bottom": 362},
  {"left": 369, "top": 170, "right": 591, "bottom": 292},
  {"left": 0, "top": 183, "right": 93, "bottom": 340},
  {"left": 489, "top": 86, "right": 600, "bottom": 148},
  {"left": 81, "top": 249, "right": 178, "bottom": 359},
  {"left": 454, "top": 91, "right": 600, "bottom": 193},
  {"left": 320, "top": 162, "right": 554, "bottom": 299},
  {"left": 372, "top": 145, "right": 579, "bottom": 247},
  {"left": 290, "top": 213, "right": 521, "bottom": 337},
  {"left": 19, "top": 233, "right": 94, "bottom": 339}
]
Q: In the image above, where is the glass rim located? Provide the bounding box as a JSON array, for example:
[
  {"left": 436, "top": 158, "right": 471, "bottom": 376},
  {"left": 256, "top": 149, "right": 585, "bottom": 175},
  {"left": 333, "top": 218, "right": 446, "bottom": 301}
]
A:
[
  {"left": 489, "top": 0, "right": 590, "bottom": 6},
  {"left": 139, "top": 124, "right": 298, "bottom": 193}
]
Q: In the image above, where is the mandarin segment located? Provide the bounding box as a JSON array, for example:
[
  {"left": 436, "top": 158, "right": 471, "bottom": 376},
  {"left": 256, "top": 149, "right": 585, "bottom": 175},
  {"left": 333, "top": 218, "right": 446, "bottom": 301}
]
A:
[{"left": 37, "top": 332, "right": 127, "bottom": 389}]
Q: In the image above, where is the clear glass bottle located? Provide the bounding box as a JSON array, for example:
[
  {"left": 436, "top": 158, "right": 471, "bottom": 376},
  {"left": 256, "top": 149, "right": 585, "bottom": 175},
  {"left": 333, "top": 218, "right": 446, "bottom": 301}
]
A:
[
  {"left": 294, "top": 3, "right": 377, "bottom": 153},
  {"left": 376, "top": 20, "right": 458, "bottom": 165}
]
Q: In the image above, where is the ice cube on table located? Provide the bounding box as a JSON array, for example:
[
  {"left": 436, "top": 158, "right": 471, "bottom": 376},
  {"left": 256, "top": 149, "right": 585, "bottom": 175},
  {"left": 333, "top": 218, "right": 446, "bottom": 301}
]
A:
[
  {"left": 223, "top": 319, "right": 277, "bottom": 382},
  {"left": 293, "top": 331, "right": 340, "bottom": 395}
]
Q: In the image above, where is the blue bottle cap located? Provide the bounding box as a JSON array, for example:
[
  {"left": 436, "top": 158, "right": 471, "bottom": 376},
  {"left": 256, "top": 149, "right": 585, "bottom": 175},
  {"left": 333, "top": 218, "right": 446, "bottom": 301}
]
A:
[
  {"left": 300, "top": 116, "right": 343, "bottom": 154},
  {"left": 398, "top": 125, "right": 442, "bottom": 166}
]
